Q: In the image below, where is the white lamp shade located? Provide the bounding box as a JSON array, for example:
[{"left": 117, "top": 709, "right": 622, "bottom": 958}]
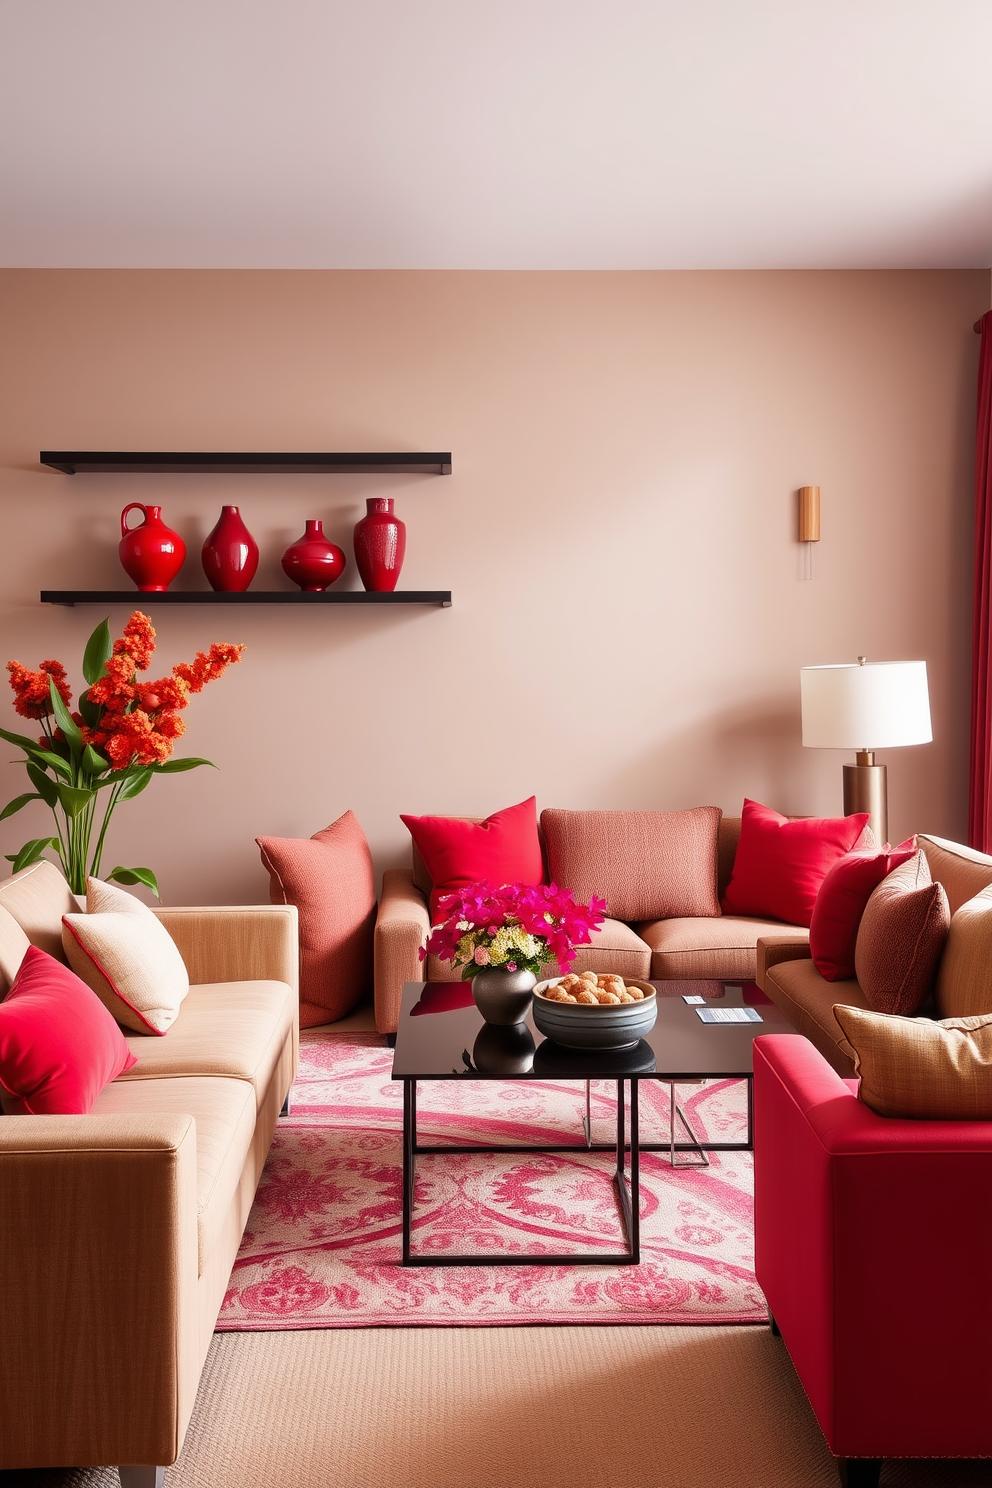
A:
[{"left": 801, "top": 661, "right": 932, "bottom": 750}]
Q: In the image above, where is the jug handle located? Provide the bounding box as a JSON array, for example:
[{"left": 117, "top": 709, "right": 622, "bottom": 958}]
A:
[{"left": 121, "top": 503, "right": 148, "bottom": 539}]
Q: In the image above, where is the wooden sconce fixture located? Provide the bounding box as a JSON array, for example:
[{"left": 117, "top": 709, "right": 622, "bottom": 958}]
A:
[{"left": 798, "top": 485, "right": 820, "bottom": 579}]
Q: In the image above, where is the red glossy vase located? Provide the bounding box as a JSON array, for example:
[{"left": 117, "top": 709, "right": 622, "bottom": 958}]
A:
[
  {"left": 202, "top": 506, "right": 259, "bottom": 592},
  {"left": 354, "top": 497, "right": 406, "bottom": 593},
  {"left": 119, "top": 504, "right": 186, "bottom": 591},
  {"left": 281, "top": 520, "right": 346, "bottom": 591}
]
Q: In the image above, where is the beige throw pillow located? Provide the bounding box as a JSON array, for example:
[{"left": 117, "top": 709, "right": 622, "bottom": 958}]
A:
[
  {"left": 62, "top": 878, "right": 189, "bottom": 1035},
  {"left": 935, "top": 883, "right": 992, "bottom": 1019},
  {"left": 833, "top": 1002, "right": 992, "bottom": 1119},
  {"left": 854, "top": 851, "right": 950, "bottom": 1015}
]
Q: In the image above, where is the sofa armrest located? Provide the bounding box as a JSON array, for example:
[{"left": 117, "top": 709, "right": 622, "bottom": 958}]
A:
[
  {"left": 0, "top": 1113, "right": 199, "bottom": 1470},
  {"left": 375, "top": 869, "right": 431, "bottom": 1034},
  {"left": 153, "top": 903, "right": 298, "bottom": 993},
  {"left": 756, "top": 936, "right": 812, "bottom": 991}
]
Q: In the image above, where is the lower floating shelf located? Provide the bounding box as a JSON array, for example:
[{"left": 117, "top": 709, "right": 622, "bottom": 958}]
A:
[{"left": 41, "top": 590, "right": 452, "bottom": 608}]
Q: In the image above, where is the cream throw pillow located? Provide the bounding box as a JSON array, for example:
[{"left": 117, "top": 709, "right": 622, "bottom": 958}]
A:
[
  {"left": 833, "top": 1002, "right": 992, "bottom": 1119},
  {"left": 61, "top": 878, "right": 189, "bottom": 1035}
]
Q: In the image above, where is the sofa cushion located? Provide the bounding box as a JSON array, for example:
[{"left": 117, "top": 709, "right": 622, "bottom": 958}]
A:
[
  {"left": 809, "top": 839, "right": 917, "bottom": 983},
  {"left": 918, "top": 834, "right": 992, "bottom": 915},
  {"left": 115, "top": 978, "right": 296, "bottom": 1111},
  {"left": 541, "top": 807, "right": 722, "bottom": 922},
  {"left": 91, "top": 1073, "right": 256, "bottom": 1275},
  {"left": 0, "top": 902, "right": 31, "bottom": 994},
  {"left": 402, "top": 797, "right": 544, "bottom": 920},
  {"left": 0, "top": 945, "right": 136, "bottom": 1114},
  {"left": 936, "top": 883, "right": 992, "bottom": 1019},
  {"left": 0, "top": 859, "right": 76, "bottom": 962},
  {"left": 62, "top": 878, "right": 190, "bottom": 1035},
  {"left": 721, "top": 799, "right": 871, "bottom": 927},
  {"left": 426, "top": 916, "right": 652, "bottom": 983},
  {"left": 855, "top": 852, "right": 950, "bottom": 1016},
  {"left": 257, "top": 810, "right": 375, "bottom": 1027},
  {"left": 833, "top": 1003, "right": 992, "bottom": 1120},
  {"left": 638, "top": 915, "right": 809, "bottom": 981},
  {"left": 761, "top": 954, "right": 870, "bottom": 1077}
]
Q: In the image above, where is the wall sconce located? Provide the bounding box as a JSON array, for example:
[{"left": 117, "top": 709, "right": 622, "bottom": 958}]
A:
[{"left": 798, "top": 485, "right": 820, "bottom": 580}]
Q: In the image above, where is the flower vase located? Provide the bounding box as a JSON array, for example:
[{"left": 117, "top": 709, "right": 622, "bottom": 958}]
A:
[
  {"left": 470, "top": 967, "right": 536, "bottom": 1026},
  {"left": 119, "top": 504, "right": 186, "bottom": 591},
  {"left": 202, "top": 506, "right": 259, "bottom": 592},
  {"left": 353, "top": 497, "right": 406, "bottom": 592},
  {"left": 281, "top": 519, "right": 346, "bottom": 591}
]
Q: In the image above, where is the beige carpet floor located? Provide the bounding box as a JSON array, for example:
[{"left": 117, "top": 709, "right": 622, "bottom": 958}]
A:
[{"left": 4, "top": 1324, "right": 992, "bottom": 1488}]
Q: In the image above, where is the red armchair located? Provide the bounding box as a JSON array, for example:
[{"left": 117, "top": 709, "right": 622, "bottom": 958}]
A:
[{"left": 753, "top": 1034, "right": 992, "bottom": 1487}]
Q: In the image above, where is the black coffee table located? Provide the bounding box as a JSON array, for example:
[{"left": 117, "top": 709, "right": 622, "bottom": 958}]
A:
[{"left": 390, "top": 977, "right": 795, "bottom": 1268}]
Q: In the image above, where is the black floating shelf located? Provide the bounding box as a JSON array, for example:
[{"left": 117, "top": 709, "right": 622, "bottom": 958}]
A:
[
  {"left": 40, "top": 451, "right": 451, "bottom": 476},
  {"left": 40, "top": 590, "right": 452, "bottom": 608}
]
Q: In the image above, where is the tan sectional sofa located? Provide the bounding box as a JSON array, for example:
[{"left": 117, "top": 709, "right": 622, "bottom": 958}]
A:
[
  {"left": 374, "top": 812, "right": 809, "bottom": 1034},
  {"left": 757, "top": 833, "right": 992, "bottom": 1077},
  {"left": 0, "top": 860, "right": 299, "bottom": 1486}
]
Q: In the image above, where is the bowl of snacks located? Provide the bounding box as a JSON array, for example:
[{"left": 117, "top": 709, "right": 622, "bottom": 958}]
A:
[{"left": 532, "top": 972, "right": 657, "bottom": 1050}]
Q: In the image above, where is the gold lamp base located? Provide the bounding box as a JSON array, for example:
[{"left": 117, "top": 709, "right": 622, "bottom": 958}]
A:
[{"left": 842, "top": 752, "right": 888, "bottom": 848}]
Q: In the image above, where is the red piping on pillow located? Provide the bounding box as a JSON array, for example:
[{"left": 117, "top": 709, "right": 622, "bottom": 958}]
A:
[{"left": 61, "top": 915, "right": 162, "bottom": 1036}]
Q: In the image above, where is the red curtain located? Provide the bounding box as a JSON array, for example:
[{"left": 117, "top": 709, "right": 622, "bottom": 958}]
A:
[{"left": 969, "top": 310, "right": 992, "bottom": 850}]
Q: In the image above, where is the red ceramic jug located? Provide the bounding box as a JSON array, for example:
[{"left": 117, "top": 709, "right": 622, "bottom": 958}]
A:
[
  {"left": 281, "top": 520, "right": 346, "bottom": 591},
  {"left": 119, "top": 504, "right": 186, "bottom": 592},
  {"left": 202, "top": 506, "right": 259, "bottom": 592},
  {"left": 353, "top": 497, "right": 406, "bottom": 592}
]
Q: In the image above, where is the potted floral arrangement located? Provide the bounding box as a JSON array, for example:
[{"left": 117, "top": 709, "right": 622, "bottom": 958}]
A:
[
  {"left": 423, "top": 879, "right": 606, "bottom": 1025},
  {"left": 0, "top": 611, "right": 243, "bottom": 897}
]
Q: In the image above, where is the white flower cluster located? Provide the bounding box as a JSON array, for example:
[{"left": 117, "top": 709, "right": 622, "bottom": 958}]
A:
[{"left": 455, "top": 923, "right": 543, "bottom": 967}]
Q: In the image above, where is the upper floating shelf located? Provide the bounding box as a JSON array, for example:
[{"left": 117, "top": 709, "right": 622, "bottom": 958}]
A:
[{"left": 40, "top": 451, "right": 452, "bottom": 476}]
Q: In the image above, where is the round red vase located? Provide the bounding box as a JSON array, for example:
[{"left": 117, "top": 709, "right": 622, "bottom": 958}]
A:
[
  {"left": 353, "top": 497, "right": 406, "bottom": 592},
  {"left": 202, "top": 506, "right": 259, "bottom": 592},
  {"left": 281, "top": 520, "right": 346, "bottom": 591},
  {"left": 119, "top": 504, "right": 186, "bottom": 592}
]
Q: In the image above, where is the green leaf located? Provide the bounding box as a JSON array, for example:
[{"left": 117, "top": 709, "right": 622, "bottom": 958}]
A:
[
  {"left": 5, "top": 837, "right": 60, "bottom": 873},
  {"left": 78, "top": 694, "right": 102, "bottom": 730},
  {"left": 26, "top": 763, "right": 59, "bottom": 806},
  {"left": 107, "top": 865, "right": 160, "bottom": 898},
  {"left": 81, "top": 744, "right": 110, "bottom": 775},
  {"left": 56, "top": 783, "right": 93, "bottom": 818},
  {"left": 29, "top": 749, "right": 72, "bottom": 780},
  {"left": 150, "top": 756, "right": 217, "bottom": 774},
  {"left": 82, "top": 618, "right": 113, "bottom": 685},
  {"left": 115, "top": 767, "right": 154, "bottom": 802},
  {"left": 0, "top": 792, "right": 42, "bottom": 822},
  {"left": 48, "top": 679, "right": 83, "bottom": 755},
  {"left": 0, "top": 723, "right": 50, "bottom": 753}
]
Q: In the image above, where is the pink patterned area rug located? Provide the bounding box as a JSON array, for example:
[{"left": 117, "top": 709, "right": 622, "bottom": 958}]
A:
[{"left": 217, "top": 1031, "right": 766, "bottom": 1331}]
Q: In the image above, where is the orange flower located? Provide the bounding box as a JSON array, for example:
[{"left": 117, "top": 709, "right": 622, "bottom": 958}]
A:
[
  {"left": 112, "top": 612, "right": 156, "bottom": 671},
  {"left": 173, "top": 642, "right": 244, "bottom": 694},
  {"left": 136, "top": 675, "right": 190, "bottom": 713},
  {"left": 155, "top": 710, "right": 186, "bottom": 740},
  {"left": 6, "top": 659, "right": 72, "bottom": 720}
]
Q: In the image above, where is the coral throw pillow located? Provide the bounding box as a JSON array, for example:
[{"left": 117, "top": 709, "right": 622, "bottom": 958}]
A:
[
  {"left": 62, "top": 878, "right": 190, "bottom": 1035},
  {"left": 854, "top": 851, "right": 950, "bottom": 1016},
  {"left": 401, "top": 797, "right": 544, "bottom": 920},
  {"left": 833, "top": 1003, "right": 992, "bottom": 1119},
  {"left": 721, "top": 799, "right": 871, "bottom": 928},
  {"left": 257, "top": 810, "right": 376, "bottom": 1027},
  {"left": 0, "top": 944, "right": 136, "bottom": 1113},
  {"left": 809, "top": 838, "right": 917, "bottom": 982}
]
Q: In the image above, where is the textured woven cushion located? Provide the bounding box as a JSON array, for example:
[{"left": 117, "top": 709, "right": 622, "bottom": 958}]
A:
[
  {"left": 936, "top": 883, "right": 992, "bottom": 1019},
  {"left": 854, "top": 852, "right": 950, "bottom": 1016},
  {"left": 257, "top": 809, "right": 375, "bottom": 1027},
  {"left": 401, "top": 797, "right": 544, "bottom": 920},
  {"left": 809, "top": 839, "right": 917, "bottom": 983},
  {"left": 721, "top": 799, "right": 871, "bottom": 927},
  {"left": 833, "top": 1003, "right": 992, "bottom": 1119},
  {"left": 918, "top": 835, "right": 992, "bottom": 916},
  {"left": 62, "top": 877, "right": 190, "bottom": 1035},
  {"left": 0, "top": 945, "right": 136, "bottom": 1113},
  {"left": 541, "top": 807, "right": 721, "bottom": 922},
  {"left": 639, "top": 914, "right": 808, "bottom": 981}
]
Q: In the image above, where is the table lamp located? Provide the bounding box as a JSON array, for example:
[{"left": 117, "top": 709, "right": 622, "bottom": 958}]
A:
[{"left": 800, "top": 658, "right": 932, "bottom": 847}]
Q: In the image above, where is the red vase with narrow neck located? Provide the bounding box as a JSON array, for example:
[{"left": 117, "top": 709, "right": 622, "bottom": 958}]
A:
[
  {"left": 202, "top": 506, "right": 259, "bottom": 592},
  {"left": 281, "top": 520, "right": 346, "bottom": 591},
  {"left": 354, "top": 497, "right": 406, "bottom": 592},
  {"left": 118, "top": 504, "right": 186, "bottom": 591}
]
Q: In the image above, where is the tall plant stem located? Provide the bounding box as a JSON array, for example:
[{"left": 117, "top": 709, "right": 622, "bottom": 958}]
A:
[{"left": 90, "top": 779, "right": 123, "bottom": 882}]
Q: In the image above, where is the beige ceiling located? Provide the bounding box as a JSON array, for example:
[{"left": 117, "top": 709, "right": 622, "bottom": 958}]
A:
[{"left": 2, "top": 0, "right": 991, "bottom": 269}]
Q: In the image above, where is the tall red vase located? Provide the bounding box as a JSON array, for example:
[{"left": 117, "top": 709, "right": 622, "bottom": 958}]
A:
[
  {"left": 281, "top": 520, "right": 346, "bottom": 591},
  {"left": 354, "top": 497, "right": 406, "bottom": 592},
  {"left": 118, "top": 504, "right": 186, "bottom": 592},
  {"left": 202, "top": 506, "right": 259, "bottom": 592}
]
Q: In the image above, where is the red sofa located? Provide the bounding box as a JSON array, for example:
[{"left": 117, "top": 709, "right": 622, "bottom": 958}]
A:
[{"left": 753, "top": 1034, "right": 992, "bottom": 1485}]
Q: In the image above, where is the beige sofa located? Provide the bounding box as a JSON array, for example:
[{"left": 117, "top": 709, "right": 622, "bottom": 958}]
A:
[
  {"left": 374, "top": 813, "right": 809, "bottom": 1033},
  {"left": 757, "top": 833, "right": 992, "bottom": 1077},
  {"left": 0, "top": 860, "right": 299, "bottom": 1487}
]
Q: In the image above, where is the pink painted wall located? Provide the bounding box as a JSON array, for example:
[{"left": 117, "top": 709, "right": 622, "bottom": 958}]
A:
[{"left": 0, "top": 270, "right": 986, "bottom": 904}]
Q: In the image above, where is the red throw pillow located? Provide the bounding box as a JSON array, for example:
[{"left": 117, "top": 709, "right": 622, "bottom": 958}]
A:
[
  {"left": 721, "top": 799, "right": 871, "bottom": 928},
  {"left": 0, "top": 945, "right": 136, "bottom": 1114},
  {"left": 809, "top": 838, "right": 917, "bottom": 981},
  {"left": 257, "top": 810, "right": 376, "bottom": 1029},
  {"left": 401, "top": 797, "right": 545, "bottom": 920}
]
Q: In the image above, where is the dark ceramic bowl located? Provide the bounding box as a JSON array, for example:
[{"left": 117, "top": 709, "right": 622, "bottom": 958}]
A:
[{"left": 532, "top": 977, "right": 657, "bottom": 1050}]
